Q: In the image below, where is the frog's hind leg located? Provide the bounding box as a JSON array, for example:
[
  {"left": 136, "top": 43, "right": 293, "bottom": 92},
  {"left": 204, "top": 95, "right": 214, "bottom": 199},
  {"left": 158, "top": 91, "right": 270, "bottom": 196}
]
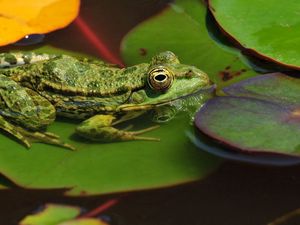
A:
[
  {"left": 75, "top": 114, "right": 160, "bottom": 142},
  {"left": 0, "top": 74, "right": 74, "bottom": 150}
]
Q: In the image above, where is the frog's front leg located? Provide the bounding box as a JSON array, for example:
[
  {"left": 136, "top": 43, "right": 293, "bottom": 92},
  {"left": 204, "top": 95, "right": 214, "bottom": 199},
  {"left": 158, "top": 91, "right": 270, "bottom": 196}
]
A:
[{"left": 75, "top": 114, "right": 160, "bottom": 142}]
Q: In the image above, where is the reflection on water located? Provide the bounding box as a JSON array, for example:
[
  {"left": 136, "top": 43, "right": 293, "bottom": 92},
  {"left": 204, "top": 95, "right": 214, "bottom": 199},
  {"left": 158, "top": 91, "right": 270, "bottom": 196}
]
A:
[
  {"left": 2, "top": 162, "right": 300, "bottom": 225},
  {"left": 13, "top": 34, "right": 45, "bottom": 46}
]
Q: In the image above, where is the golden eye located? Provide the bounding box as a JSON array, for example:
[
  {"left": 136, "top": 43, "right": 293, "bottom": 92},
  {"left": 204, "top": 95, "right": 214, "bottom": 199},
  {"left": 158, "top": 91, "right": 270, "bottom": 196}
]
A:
[{"left": 148, "top": 67, "right": 174, "bottom": 92}]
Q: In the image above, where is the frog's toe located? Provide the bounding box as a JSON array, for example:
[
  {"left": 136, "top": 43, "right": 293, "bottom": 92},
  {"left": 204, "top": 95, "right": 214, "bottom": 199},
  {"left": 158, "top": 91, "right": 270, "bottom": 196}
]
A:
[
  {"left": 128, "top": 125, "right": 161, "bottom": 141},
  {"left": 15, "top": 128, "right": 76, "bottom": 151},
  {"left": 25, "top": 131, "right": 76, "bottom": 151},
  {"left": 76, "top": 121, "right": 160, "bottom": 142},
  {"left": 0, "top": 115, "right": 32, "bottom": 149}
]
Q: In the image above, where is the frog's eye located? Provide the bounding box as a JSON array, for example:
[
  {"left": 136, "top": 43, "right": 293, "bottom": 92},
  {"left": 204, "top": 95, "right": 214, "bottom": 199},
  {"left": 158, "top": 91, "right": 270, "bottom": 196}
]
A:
[{"left": 148, "top": 67, "right": 174, "bottom": 92}]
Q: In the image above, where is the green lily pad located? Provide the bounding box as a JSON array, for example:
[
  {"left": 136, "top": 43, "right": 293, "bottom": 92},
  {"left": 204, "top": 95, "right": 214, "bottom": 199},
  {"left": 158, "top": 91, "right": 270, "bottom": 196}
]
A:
[
  {"left": 121, "top": 0, "right": 257, "bottom": 88},
  {"left": 0, "top": 184, "right": 7, "bottom": 189},
  {"left": 19, "top": 204, "right": 81, "bottom": 225},
  {"left": 195, "top": 73, "right": 300, "bottom": 156},
  {"left": 0, "top": 45, "right": 220, "bottom": 196},
  {"left": 59, "top": 219, "right": 107, "bottom": 225},
  {"left": 19, "top": 204, "right": 107, "bottom": 225},
  {"left": 208, "top": 0, "right": 300, "bottom": 69}
]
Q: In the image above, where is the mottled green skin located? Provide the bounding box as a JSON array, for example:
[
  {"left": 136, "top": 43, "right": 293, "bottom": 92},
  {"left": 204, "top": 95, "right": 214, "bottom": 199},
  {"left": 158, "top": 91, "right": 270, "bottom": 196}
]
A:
[
  {"left": 0, "top": 51, "right": 210, "bottom": 148},
  {"left": 0, "top": 74, "right": 55, "bottom": 129}
]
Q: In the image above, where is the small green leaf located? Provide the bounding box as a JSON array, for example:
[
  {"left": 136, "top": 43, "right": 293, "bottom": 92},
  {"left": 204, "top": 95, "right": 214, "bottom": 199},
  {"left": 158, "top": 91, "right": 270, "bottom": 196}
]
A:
[
  {"left": 20, "top": 204, "right": 81, "bottom": 225},
  {"left": 59, "top": 218, "right": 107, "bottom": 225},
  {"left": 0, "top": 184, "right": 7, "bottom": 189},
  {"left": 209, "top": 0, "right": 300, "bottom": 69}
]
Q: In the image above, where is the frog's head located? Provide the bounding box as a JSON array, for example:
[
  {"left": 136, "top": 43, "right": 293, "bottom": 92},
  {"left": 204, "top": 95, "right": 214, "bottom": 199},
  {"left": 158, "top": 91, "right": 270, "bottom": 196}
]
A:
[{"left": 140, "top": 51, "right": 212, "bottom": 105}]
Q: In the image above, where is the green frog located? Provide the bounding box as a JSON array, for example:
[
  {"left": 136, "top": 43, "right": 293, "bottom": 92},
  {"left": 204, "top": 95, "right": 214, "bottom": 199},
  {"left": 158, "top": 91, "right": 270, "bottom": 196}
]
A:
[{"left": 0, "top": 51, "right": 211, "bottom": 150}]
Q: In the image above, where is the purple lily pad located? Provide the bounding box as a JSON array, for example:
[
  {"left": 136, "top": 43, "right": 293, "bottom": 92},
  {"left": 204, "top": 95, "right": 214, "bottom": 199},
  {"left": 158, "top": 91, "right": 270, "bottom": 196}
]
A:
[
  {"left": 195, "top": 73, "right": 300, "bottom": 157},
  {"left": 223, "top": 73, "right": 300, "bottom": 106}
]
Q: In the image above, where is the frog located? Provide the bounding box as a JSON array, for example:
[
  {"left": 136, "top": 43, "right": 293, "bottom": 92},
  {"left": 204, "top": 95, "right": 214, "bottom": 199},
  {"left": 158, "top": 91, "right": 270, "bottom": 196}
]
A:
[{"left": 0, "top": 51, "right": 211, "bottom": 150}]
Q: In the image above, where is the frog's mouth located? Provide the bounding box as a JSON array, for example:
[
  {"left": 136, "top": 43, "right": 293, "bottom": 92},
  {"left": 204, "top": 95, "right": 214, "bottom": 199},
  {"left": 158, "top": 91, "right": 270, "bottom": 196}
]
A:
[
  {"left": 120, "top": 75, "right": 214, "bottom": 112},
  {"left": 155, "top": 83, "right": 216, "bottom": 107}
]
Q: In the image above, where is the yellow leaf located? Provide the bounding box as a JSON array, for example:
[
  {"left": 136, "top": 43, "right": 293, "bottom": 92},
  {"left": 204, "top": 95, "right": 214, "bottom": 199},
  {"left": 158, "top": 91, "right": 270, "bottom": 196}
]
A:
[{"left": 0, "top": 0, "right": 80, "bottom": 46}]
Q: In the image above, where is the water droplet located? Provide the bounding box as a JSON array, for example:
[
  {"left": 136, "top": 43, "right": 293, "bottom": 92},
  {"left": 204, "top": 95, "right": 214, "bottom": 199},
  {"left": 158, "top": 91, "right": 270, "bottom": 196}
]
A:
[{"left": 13, "top": 34, "right": 45, "bottom": 46}]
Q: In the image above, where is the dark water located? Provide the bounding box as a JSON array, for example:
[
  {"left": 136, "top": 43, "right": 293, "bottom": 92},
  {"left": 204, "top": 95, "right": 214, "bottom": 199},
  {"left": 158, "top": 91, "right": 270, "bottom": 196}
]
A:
[
  {"left": 1, "top": 0, "right": 300, "bottom": 225},
  {"left": 2, "top": 163, "right": 300, "bottom": 225}
]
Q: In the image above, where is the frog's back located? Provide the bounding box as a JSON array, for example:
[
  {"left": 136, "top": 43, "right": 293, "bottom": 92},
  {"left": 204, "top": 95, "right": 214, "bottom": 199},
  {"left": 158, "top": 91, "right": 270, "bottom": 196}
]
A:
[
  {"left": 36, "top": 55, "right": 148, "bottom": 96},
  {"left": 0, "top": 53, "right": 148, "bottom": 96}
]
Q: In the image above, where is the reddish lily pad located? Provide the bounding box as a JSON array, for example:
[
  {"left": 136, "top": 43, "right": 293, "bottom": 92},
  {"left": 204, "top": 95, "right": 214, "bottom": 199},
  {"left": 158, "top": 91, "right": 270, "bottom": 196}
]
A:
[
  {"left": 208, "top": 0, "right": 300, "bottom": 69},
  {"left": 195, "top": 73, "right": 300, "bottom": 157},
  {"left": 222, "top": 73, "right": 300, "bottom": 105}
]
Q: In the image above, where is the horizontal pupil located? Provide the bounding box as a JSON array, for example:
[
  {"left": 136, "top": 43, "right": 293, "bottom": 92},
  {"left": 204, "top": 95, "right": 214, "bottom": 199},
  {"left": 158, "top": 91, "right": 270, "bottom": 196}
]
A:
[{"left": 154, "top": 74, "right": 167, "bottom": 81}]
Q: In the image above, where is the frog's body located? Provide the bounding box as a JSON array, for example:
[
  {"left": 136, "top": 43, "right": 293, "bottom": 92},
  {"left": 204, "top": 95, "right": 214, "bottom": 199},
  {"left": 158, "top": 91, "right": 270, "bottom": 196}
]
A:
[{"left": 0, "top": 51, "right": 210, "bottom": 150}]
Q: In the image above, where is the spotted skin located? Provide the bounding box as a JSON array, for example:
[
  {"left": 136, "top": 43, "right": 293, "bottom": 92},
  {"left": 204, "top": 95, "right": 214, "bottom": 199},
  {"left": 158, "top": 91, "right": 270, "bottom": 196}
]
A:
[{"left": 0, "top": 51, "right": 211, "bottom": 150}]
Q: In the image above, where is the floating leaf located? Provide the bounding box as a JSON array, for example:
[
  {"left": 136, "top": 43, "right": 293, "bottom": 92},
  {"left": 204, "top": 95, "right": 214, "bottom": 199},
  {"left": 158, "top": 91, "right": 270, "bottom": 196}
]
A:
[
  {"left": 19, "top": 204, "right": 108, "bottom": 225},
  {"left": 0, "top": 0, "right": 80, "bottom": 46},
  {"left": 195, "top": 73, "right": 300, "bottom": 156},
  {"left": 208, "top": 0, "right": 300, "bottom": 69},
  {"left": 59, "top": 218, "right": 107, "bottom": 225},
  {"left": 188, "top": 131, "right": 300, "bottom": 166},
  {"left": 0, "top": 184, "right": 7, "bottom": 189},
  {"left": 267, "top": 208, "right": 300, "bottom": 225},
  {"left": 0, "top": 46, "right": 220, "bottom": 196},
  {"left": 121, "top": 0, "right": 257, "bottom": 87},
  {"left": 20, "top": 204, "right": 81, "bottom": 225}
]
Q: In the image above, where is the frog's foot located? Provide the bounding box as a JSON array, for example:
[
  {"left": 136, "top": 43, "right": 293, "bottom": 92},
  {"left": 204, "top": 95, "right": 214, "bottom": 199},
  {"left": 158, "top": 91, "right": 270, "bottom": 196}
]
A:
[
  {"left": 75, "top": 114, "right": 160, "bottom": 142},
  {"left": 20, "top": 129, "right": 76, "bottom": 151},
  {"left": 0, "top": 115, "right": 75, "bottom": 150}
]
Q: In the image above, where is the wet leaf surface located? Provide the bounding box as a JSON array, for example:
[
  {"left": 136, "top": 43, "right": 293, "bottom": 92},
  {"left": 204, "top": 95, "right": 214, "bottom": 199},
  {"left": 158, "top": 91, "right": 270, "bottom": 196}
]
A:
[
  {"left": 195, "top": 73, "right": 300, "bottom": 157},
  {"left": 121, "top": 0, "right": 257, "bottom": 88},
  {"left": 209, "top": 0, "right": 300, "bottom": 69}
]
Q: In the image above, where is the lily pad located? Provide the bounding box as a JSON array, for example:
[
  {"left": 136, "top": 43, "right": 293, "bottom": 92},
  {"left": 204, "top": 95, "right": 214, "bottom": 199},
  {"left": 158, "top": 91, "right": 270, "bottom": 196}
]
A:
[
  {"left": 0, "top": 184, "right": 8, "bottom": 189},
  {"left": 195, "top": 73, "right": 300, "bottom": 157},
  {"left": 20, "top": 204, "right": 81, "bottom": 225},
  {"left": 0, "top": 45, "right": 220, "bottom": 196},
  {"left": 208, "top": 0, "right": 300, "bottom": 69},
  {"left": 188, "top": 132, "right": 300, "bottom": 166},
  {"left": 121, "top": 0, "right": 257, "bottom": 88},
  {"left": 19, "top": 204, "right": 108, "bottom": 225}
]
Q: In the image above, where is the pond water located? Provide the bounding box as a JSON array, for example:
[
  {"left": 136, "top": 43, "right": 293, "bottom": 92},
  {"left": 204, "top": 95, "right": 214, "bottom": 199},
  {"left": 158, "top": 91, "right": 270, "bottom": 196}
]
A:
[{"left": 1, "top": 0, "right": 300, "bottom": 224}]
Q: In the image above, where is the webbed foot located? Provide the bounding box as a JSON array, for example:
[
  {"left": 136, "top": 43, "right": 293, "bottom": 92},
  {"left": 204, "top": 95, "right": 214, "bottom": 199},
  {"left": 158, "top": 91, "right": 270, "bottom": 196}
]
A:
[{"left": 76, "top": 115, "right": 160, "bottom": 142}]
